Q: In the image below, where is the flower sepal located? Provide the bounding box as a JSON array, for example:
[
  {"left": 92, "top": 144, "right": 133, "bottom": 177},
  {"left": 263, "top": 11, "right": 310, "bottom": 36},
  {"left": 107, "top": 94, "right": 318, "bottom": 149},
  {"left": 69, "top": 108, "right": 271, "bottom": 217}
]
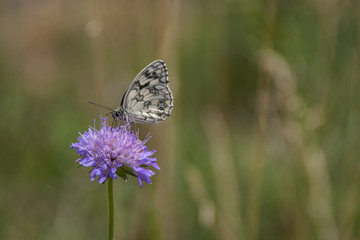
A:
[
  {"left": 116, "top": 165, "right": 139, "bottom": 182},
  {"left": 116, "top": 167, "right": 128, "bottom": 182}
]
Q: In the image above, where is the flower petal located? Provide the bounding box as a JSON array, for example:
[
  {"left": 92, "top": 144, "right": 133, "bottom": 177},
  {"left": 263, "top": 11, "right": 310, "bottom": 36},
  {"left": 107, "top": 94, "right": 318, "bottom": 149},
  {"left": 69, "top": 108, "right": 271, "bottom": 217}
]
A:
[{"left": 71, "top": 117, "right": 159, "bottom": 186}]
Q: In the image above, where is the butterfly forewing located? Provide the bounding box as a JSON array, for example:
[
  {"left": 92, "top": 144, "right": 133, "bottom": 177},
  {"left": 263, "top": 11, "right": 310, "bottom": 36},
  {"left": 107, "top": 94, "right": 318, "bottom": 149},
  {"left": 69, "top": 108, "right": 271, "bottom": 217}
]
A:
[{"left": 120, "top": 60, "right": 173, "bottom": 124}]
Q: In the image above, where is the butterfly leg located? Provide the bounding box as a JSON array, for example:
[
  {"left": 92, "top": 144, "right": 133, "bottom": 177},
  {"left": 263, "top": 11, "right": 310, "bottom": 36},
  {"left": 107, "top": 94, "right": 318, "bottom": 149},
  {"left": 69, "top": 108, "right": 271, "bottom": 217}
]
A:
[
  {"left": 133, "top": 122, "right": 140, "bottom": 137},
  {"left": 132, "top": 122, "right": 139, "bottom": 134},
  {"left": 111, "top": 118, "right": 116, "bottom": 128}
]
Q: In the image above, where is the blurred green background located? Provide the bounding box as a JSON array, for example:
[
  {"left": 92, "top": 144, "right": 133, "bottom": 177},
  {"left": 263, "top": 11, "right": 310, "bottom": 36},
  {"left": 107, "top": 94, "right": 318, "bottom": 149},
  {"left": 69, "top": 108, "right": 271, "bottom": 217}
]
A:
[{"left": 1, "top": 0, "right": 360, "bottom": 239}]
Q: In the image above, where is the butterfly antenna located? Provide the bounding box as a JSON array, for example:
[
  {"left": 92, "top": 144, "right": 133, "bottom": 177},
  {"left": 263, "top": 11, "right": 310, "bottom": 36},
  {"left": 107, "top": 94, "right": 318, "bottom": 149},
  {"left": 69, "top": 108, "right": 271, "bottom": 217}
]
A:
[{"left": 88, "top": 101, "right": 114, "bottom": 111}]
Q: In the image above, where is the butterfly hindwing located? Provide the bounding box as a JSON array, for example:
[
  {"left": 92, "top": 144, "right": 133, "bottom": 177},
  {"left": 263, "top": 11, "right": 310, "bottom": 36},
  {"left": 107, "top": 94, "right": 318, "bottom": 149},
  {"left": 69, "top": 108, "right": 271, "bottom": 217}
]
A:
[{"left": 121, "top": 60, "right": 173, "bottom": 124}]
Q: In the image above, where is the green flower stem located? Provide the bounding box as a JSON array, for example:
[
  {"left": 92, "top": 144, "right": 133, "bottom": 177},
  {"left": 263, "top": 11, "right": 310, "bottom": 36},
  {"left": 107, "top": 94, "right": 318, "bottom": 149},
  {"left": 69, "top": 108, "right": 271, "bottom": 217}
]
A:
[{"left": 108, "top": 178, "right": 114, "bottom": 240}]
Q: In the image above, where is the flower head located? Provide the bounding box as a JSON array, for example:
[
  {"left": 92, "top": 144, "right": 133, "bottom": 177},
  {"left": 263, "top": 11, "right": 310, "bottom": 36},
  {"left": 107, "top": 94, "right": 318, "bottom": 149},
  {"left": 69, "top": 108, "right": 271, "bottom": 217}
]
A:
[{"left": 71, "top": 117, "right": 159, "bottom": 187}]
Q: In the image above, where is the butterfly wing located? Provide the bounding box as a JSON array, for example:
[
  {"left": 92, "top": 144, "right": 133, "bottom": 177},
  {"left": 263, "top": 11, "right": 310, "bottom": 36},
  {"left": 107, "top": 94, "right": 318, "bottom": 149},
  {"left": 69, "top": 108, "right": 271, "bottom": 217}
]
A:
[{"left": 121, "top": 60, "right": 173, "bottom": 124}]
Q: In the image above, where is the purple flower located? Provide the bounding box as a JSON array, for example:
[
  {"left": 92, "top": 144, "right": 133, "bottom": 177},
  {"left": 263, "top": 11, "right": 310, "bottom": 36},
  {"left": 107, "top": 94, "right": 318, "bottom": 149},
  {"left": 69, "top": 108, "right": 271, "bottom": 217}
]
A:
[{"left": 70, "top": 117, "right": 159, "bottom": 187}]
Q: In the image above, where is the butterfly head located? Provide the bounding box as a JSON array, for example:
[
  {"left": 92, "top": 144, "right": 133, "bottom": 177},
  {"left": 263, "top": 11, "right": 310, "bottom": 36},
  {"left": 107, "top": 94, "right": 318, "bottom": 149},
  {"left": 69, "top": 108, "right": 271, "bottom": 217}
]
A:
[
  {"left": 111, "top": 107, "right": 130, "bottom": 123},
  {"left": 111, "top": 111, "right": 119, "bottom": 118},
  {"left": 111, "top": 107, "right": 122, "bottom": 120}
]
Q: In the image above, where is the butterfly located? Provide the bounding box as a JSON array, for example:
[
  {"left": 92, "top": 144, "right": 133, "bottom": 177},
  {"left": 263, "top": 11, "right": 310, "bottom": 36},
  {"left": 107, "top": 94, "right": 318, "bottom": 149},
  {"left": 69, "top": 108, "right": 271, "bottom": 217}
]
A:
[{"left": 90, "top": 60, "right": 173, "bottom": 124}]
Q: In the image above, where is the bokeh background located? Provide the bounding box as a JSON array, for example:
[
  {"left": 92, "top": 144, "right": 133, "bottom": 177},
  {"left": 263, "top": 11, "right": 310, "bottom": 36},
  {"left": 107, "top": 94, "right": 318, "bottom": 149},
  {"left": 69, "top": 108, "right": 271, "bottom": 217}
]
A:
[{"left": 1, "top": 0, "right": 360, "bottom": 239}]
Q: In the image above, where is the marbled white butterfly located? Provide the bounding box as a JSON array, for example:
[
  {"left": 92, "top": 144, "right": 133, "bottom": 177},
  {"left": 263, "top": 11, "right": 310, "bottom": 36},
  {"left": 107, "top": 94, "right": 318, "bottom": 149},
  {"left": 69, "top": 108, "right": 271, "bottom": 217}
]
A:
[{"left": 90, "top": 60, "right": 173, "bottom": 124}]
